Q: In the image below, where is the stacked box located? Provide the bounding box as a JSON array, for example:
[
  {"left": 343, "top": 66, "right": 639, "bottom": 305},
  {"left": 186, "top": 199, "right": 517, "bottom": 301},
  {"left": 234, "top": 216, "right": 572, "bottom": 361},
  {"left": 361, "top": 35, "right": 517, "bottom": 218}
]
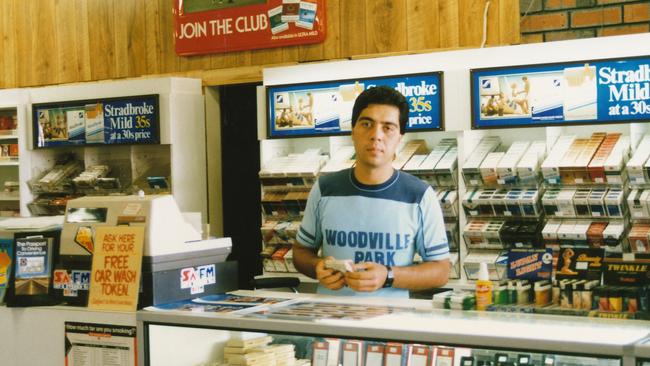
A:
[
  {"left": 556, "top": 189, "right": 577, "bottom": 217},
  {"left": 445, "top": 222, "right": 459, "bottom": 251},
  {"left": 587, "top": 133, "right": 620, "bottom": 183},
  {"left": 542, "top": 189, "right": 560, "bottom": 216},
  {"left": 628, "top": 189, "right": 650, "bottom": 219},
  {"left": 435, "top": 146, "right": 458, "bottom": 187},
  {"left": 439, "top": 190, "right": 458, "bottom": 217},
  {"left": 541, "top": 135, "right": 576, "bottom": 184},
  {"left": 477, "top": 189, "right": 497, "bottom": 216},
  {"left": 420, "top": 143, "right": 451, "bottom": 171},
  {"left": 572, "top": 222, "right": 591, "bottom": 247},
  {"left": 604, "top": 136, "right": 630, "bottom": 184},
  {"left": 320, "top": 146, "right": 356, "bottom": 174},
  {"left": 516, "top": 140, "right": 547, "bottom": 184},
  {"left": 402, "top": 154, "right": 428, "bottom": 173},
  {"left": 603, "top": 221, "right": 625, "bottom": 247},
  {"left": 588, "top": 188, "right": 607, "bottom": 218},
  {"left": 587, "top": 222, "right": 608, "bottom": 248},
  {"left": 557, "top": 221, "right": 577, "bottom": 246},
  {"left": 484, "top": 220, "right": 505, "bottom": 249},
  {"left": 462, "top": 189, "right": 480, "bottom": 217},
  {"left": 573, "top": 188, "right": 591, "bottom": 217},
  {"left": 542, "top": 220, "right": 562, "bottom": 248},
  {"left": 479, "top": 152, "right": 504, "bottom": 186},
  {"left": 605, "top": 188, "right": 625, "bottom": 217},
  {"left": 393, "top": 139, "right": 428, "bottom": 170},
  {"left": 559, "top": 138, "right": 588, "bottom": 184},
  {"left": 520, "top": 189, "right": 541, "bottom": 217},
  {"left": 627, "top": 135, "right": 650, "bottom": 184},
  {"left": 505, "top": 189, "right": 523, "bottom": 216},
  {"left": 491, "top": 189, "right": 509, "bottom": 216},
  {"left": 462, "top": 136, "right": 500, "bottom": 186},
  {"left": 496, "top": 141, "right": 530, "bottom": 185},
  {"left": 628, "top": 224, "right": 650, "bottom": 253},
  {"left": 572, "top": 132, "right": 606, "bottom": 183},
  {"left": 463, "top": 220, "right": 488, "bottom": 248}
]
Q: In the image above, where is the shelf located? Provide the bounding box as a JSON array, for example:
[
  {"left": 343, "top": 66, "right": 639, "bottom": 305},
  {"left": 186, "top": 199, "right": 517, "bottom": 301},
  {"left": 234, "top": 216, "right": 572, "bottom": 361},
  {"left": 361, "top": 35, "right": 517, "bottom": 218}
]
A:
[
  {"left": 257, "top": 272, "right": 318, "bottom": 284},
  {"left": 0, "top": 160, "right": 18, "bottom": 166}
]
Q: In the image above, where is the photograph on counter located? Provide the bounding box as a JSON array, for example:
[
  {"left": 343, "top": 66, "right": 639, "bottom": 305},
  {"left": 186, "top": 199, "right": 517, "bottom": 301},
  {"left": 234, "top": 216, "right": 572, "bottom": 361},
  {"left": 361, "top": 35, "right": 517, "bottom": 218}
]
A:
[
  {"left": 472, "top": 55, "right": 650, "bottom": 128},
  {"left": 245, "top": 301, "right": 413, "bottom": 321},
  {"left": 267, "top": 72, "right": 443, "bottom": 137},
  {"left": 192, "top": 292, "right": 295, "bottom": 306},
  {"left": 146, "top": 298, "right": 254, "bottom": 313}
]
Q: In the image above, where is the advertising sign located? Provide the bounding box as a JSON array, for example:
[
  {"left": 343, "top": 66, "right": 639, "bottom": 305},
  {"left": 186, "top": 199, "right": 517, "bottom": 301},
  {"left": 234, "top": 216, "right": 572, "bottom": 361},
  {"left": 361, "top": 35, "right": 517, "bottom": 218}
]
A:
[
  {"left": 33, "top": 95, "right": 160, "bottom": 148},
  {"left": 65, "top": 322, "right": 137, "bottom": 366},
  {"left": 267, "top": 72, "right": 444, "bottom": 138},
  {"left": 173, "top": 0, "right": 326, "bottom": 55},
  {"left": 88, "top": 226, "right": 144, "bottom": 312},
  {"left": 471, "top": 56, "right": 650, "bottom": 129},
  {"left": 507, "top": 249, "right": 553, "bottom": 281}
]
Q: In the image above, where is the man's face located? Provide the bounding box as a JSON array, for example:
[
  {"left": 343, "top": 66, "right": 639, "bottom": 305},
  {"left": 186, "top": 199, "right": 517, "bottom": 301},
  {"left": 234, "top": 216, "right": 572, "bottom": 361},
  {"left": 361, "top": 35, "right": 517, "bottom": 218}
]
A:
[{"left": 351, "top": 103, "right": 403, "bottom": 170}]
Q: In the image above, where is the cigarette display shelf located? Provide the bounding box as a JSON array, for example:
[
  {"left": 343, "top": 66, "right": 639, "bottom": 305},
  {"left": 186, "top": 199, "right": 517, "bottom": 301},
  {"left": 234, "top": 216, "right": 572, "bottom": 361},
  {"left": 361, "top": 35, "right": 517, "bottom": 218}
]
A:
[
  {"left": 137, "top": 290, "right": 650, "bottom": 366},
  {"left": 0, "top": 103, "right": 27, "bottom": 218},
  {"left": 20, "top": 77, "right": 208, "bottom": 221},
  {"left": 258, "top": 137, "right": 461, "bottom": 283}
]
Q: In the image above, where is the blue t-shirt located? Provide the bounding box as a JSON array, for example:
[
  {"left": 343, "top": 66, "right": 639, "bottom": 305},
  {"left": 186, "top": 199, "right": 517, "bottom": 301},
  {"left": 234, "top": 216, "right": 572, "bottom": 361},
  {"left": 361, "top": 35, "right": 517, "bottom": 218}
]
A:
[{"left": 296, "top": 168, "right": 449, "bottom": 297}]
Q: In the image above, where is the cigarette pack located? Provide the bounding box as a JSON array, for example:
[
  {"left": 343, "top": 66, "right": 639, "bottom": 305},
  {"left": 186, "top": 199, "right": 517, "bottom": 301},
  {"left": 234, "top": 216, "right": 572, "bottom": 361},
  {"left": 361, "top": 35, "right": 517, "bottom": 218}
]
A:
[
  {"left": 604, "top": 136, "right": 630, "bottom": 184},
  {"left": 556, "top": 189, "right": 577, "bottom": 217},
  {"left": 588, "top": 133, "right": 620, "bottom": 183},
  {"left": 516, "top": 140, "right": 546, "bottom": 184},
  {"left": 558, "top": 138, "right": 587, "bottom": 184},
  {"left": 477, "top": 189, "right": 496, "bottom": 216},
  {"left": 542, "top": 189, "right": 560, "bottom": 216},
  {"left": 505, "top": 189, "right": 523, "bottom": 217},
  {"left": 462, "top": 189, "right": 480, "bottom": 217},
  {"left": 490, "top": 189, "right": 508, "bottom": 216},
  {"left": 409, "top": 345, "right": 432, "bottom": 366},
  {"left": 519, "top": 189, "right": 541, "bottom": 217},
  {"left": 438, "top": 190, "right": 458, "bottom": 217},
  {"left": 496, "top": 141, "right": 530, "bottom": 185},
  {"left": 573, "top": 132, "right": 605, "bottom": 183},
  {"left": 542, "top": 220, "right": 562, "bottom": 247},
  {"left": 445, "top": 222, "right": 459, "bottom": 251},
  {"left": 463, "top": 220, "right": 488, "bottom": 249},
  {"left": 587, "top": 188, "right": 607, "bottom": 218},
  {"left": 479, "top": 152, "right": 504, "bottom": 186},
  {"left": 628, "top": 189, "right": 647, "bottom": 219},
  {"left": 462, "top": 137, "right": 500, "bottom": 186},
  {"left": 628, "top": 223, "right": 650, "bottom": 253},
  {"left": 628, "top": 134, "right": 650, "bottom": 184},
  {"left": 604, "top": 188, "right": 625, "bottom": 217},
  {"left": 603, "top": 221, "right": 625, "bottom": 247},
  {"left": 587, "top": 222, "right": 608, "bottom": 249},
  {"left": 434, "top": 147, "right": 458, "bottom": 187},
  {"left": 364, "top": 344, "right": 384, "bottom": 366},
  {"left": 557, "top": 221, "right": 577, "bottom": 246},
  {"left": 572, "top": 222, "right": 591, "bottom": 247},
  {"left": 572, "top": 188, "right": 591, "bottom": 217},
  {"left": 541, "top": 135, "right": 576, "bottom": 184}
]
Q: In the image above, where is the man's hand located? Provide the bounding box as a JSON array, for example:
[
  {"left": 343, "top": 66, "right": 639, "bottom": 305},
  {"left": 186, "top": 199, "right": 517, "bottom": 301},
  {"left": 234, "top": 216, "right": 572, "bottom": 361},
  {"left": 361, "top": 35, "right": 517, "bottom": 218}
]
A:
[
  {"left": 315, "top": 257, "right": 346, "bottom": 290},
  {"left": 345, "top": 262, "right": 388, "bottom": 292}
]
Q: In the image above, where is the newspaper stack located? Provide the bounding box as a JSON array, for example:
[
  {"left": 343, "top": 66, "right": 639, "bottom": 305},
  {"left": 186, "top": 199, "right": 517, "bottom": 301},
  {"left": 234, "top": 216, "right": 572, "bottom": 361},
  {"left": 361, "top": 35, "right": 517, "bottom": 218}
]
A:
[{"left": 224, "top": 336, "right": 274, "bottom": 365}]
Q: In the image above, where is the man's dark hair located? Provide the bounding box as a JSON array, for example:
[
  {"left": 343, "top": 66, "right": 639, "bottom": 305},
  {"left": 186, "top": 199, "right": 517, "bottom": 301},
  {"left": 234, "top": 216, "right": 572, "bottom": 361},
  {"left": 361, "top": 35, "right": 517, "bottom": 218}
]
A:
[{"left": 351, "top": 86, "right": 409, "bottom": 135}]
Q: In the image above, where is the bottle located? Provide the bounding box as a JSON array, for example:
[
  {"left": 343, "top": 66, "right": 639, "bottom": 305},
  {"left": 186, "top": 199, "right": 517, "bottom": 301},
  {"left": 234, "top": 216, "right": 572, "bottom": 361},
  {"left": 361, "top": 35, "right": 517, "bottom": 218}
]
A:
[{"left": 475, "top": 262, "right": 493, "bottom": 311}]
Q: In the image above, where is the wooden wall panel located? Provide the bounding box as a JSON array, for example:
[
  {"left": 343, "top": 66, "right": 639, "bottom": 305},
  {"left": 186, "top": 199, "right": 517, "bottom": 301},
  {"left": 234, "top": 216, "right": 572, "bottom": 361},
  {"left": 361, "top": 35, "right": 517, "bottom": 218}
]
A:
[
  {"left": 0, "top": 0, "right": 17, "bottom": 89},
  {"left": 366, "top": 0, "right": 408, "bottom": 54},
  {"left": 407, "top": 0, "right": 440, "bottom": 51},
  {"left": 459, "top": 0, "right": 487, "bottom": 47},
  {"left": 340, "top": 0, "right": 367, "bottom": 57},
  {"left": 0, "top": 0, "right": 520, "bottom": 88},
  {"left": 87, "top": 0, "right": 116, "bottom": 81},
  {"left": 439, "top": 1, "right": 460, "bottom": 48}
]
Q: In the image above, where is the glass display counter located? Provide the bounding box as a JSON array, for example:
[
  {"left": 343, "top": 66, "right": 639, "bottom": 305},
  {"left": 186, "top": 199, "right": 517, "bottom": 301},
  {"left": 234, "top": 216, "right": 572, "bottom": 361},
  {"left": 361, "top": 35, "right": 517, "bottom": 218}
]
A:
[{"left": 137, "top": 291, "right": 650, "bottom": 366}]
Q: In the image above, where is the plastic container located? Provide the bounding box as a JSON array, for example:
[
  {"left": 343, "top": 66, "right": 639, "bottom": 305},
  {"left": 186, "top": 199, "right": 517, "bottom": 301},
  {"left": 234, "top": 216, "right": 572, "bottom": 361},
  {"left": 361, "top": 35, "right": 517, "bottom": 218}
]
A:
[{"left": 475, "top": 262, "right": 493, "bottom": 311}]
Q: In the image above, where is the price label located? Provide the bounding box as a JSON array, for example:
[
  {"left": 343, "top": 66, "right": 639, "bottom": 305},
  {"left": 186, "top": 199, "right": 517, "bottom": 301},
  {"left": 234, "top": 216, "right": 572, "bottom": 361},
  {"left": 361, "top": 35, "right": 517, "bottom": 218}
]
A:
[
  {"left": 574, "top": 178, "right": 584, "bottom": 184},
  {"left": 548, "top": 178, "right": 557, "bottom": 184},
  {"left": 592, "top": 212, "right": 601, "bottom": 217},
  {"left": 497, "top": 179, "right": 505, "bottom": 185},
  {"left": 595, "top": 177, "right": 604, "bottom": 183},
  {"left": 504, "top": 211, "right": 512, "bottom": 216}
]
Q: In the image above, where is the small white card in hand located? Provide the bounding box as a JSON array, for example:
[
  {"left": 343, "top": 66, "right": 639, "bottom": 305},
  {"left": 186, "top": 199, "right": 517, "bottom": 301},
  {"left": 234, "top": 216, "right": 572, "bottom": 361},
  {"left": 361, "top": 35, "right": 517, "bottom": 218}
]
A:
[{"left": 324, "top": 259, "right": 355, "bottom": 273}]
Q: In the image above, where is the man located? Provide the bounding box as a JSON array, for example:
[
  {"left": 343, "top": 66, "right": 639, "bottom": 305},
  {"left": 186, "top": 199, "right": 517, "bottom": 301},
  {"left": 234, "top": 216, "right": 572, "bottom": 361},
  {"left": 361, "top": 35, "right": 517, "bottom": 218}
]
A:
[{"left": 293, "top": 86, "right": 450, "bottom": 297}]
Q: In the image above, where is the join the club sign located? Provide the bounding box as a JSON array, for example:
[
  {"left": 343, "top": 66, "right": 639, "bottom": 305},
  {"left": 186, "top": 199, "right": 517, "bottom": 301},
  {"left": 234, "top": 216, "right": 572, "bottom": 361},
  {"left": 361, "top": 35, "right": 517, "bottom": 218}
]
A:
[
  {"left": 267, "top": 72, "right": 444, "bottom": 138},
  {"left": 471, "top": 55, "right": 650, "bottom": 129}
]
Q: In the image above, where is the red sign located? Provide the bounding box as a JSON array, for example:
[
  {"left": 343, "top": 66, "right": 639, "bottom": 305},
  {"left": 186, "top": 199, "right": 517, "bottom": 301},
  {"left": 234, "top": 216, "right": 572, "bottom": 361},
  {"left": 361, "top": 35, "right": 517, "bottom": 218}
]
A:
[{"left": 173, "top": 0, "right": 326, "bottom": 55}]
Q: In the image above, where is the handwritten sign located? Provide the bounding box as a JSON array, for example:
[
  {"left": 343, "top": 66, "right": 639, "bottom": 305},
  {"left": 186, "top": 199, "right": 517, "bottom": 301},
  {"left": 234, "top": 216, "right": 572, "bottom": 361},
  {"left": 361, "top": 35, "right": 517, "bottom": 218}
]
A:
[{"left": 88, "top": 226, "right": 144, "bottom": 311}]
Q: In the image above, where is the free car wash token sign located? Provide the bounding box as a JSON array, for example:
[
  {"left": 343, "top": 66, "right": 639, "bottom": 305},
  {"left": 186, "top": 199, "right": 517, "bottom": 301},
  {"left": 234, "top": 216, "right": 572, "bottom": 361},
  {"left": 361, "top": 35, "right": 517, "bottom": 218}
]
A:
[{"left": 88, "top": 226, "right": 144, "bottom": 312}]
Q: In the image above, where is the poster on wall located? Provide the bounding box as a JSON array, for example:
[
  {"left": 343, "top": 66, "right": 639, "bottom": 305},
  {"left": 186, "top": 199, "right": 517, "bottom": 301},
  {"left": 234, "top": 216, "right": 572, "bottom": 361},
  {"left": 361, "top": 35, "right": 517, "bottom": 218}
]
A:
[
  {"left": 173, "top": 0, "right": 326, "bottom": 55},
  {"left": 471, "top": 55, "right": 650, "bottom": 129},
  {"left": 267, "top": 72, "right": 444, "bottom": 138},
  {"left": 64, "top": 322, "right": 137, "bottom": 366},
  {"left": 33, "top": 95, "right": 160, "bottom": 148}
]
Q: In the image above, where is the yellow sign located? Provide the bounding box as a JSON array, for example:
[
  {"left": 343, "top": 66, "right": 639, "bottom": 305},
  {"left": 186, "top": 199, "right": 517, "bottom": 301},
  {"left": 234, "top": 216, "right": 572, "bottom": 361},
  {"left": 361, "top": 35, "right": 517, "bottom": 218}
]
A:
[{"left": 88, "top": 226, "right": 144, "bottom": 312}]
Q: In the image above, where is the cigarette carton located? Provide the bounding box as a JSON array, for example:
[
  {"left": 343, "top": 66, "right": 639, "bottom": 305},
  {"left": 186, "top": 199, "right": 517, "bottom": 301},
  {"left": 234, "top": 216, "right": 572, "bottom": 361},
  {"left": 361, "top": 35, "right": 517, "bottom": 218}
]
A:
[
  {"left": 628, "top": 135, "right": 650, "bottom": 184},
  {"left": 480, "top": 152, "right": 504, "bottom": 186},
  {"left": 541, "top": 135, "right": 576, "bottom": 184},
  {"left": 497, "top": 141, "right": 530, "bottom": 185}
]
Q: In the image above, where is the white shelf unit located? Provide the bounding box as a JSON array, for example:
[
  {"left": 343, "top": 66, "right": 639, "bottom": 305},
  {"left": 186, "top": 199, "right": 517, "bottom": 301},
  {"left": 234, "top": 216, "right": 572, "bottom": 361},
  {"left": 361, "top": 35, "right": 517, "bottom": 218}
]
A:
[
  {"left": 24, "top": 77, "right": 208, "bottom": 221},
  {"left": 0, "top": 89, "right": 31, "bottom": 217},
  {"left": 260, "top": 33, "right": 650, "bottom": 288}
]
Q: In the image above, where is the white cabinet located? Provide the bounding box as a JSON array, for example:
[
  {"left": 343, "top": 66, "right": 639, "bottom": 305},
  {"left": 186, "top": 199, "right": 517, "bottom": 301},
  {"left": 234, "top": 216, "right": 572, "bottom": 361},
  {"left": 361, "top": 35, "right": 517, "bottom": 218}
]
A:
[{"left": 23, "top": 77, "right": 207, "bottom": 221}]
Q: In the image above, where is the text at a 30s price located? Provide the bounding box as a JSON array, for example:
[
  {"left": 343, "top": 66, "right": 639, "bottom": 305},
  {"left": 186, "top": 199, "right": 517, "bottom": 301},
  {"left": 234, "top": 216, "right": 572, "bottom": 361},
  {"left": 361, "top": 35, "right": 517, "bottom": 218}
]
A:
[{"left": 609, "top": 101, "right": 650, "bottom": 116}]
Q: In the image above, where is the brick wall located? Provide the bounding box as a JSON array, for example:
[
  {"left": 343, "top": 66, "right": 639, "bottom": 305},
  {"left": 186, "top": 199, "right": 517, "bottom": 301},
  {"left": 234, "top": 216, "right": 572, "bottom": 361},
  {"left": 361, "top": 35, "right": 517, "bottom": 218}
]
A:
[{"left": 520, "top": 0, "right": 650, "bottom": 43}]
